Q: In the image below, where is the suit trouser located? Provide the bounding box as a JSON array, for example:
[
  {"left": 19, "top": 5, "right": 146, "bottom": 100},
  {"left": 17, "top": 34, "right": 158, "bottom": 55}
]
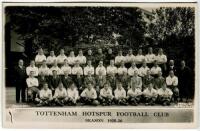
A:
[
  {"left": 157, "top": 96, "right": 171, "bottom": 105},
  {"left": 114, "top": 98, "right": 127, "bottom": 105},
  {"left": 127, "top": 96, "right": 141, "bottom": 104},
  {"left": 99, "top": 96, "right": 113, "bottom": 105},
  {"left": 16, "top": 85, "right": 26, "bottom": 102},
  {"left": 80, "top": 97, "right": 98, "bottom": 105}
]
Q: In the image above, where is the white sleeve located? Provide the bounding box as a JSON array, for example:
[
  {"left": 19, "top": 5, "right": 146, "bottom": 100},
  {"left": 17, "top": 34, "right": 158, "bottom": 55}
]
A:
[
  {"left": 80, "top": 89, "right": 86, "bottom": 97},
  {"left": 35, "top": 78, "right": 39, "bottom": 87},
  {"left": 35, "top": 55, "right": 39, "bottom": 63},
  {"left": 35, "top": 67, "right": 39, "bottom": 76},
  {"left": 166, "top": 77, "right": 171, "bottom": 86},
  {"left": 95, "top": 68, "right": 99, "bottom": 75},
  {"left": 26, "top": 79, "right": 31, "bottom": 87},
  {"left": 173, "top": 77, "right": 178, "bottom": 86}
]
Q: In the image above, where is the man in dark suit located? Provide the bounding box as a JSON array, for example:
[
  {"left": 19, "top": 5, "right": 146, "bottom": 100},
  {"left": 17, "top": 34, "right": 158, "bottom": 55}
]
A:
[
  {"left": 38, "top": 72, "right": 49, "bottom": 90},
  {"left": 177, "top": 60, "right": 193, "bottom": 102},
  {"left": 14, "top": 59, "right": 27, "bottom": 103},
  {"left": 61, "top": 71, "right": 73, "bottom": 89},
  {"left": 48, "top": 70, "right": 61, "bottom": 95}
]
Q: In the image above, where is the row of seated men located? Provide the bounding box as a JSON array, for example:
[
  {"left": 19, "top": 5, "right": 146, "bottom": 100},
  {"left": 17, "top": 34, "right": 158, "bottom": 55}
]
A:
[
  {"left": 33, "top": 79, "right": 174, "bottom": 107},
  {"left": 34, "top": 47, "right": 167, "bottom": 68},
  {"left": 26, "top": 66, "right": 179, "bottom": 106},
  {"left": 26, "top": 59, "right": 167, "bottom": 78}
]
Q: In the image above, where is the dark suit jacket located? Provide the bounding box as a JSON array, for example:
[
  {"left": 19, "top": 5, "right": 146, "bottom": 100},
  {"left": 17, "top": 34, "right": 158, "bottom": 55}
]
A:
[
  {"left": 14, "top": 66, "right": 26, "bottom": 87},
  {"left": 48, "top": 76, "right": 61, "bottom": 89},
  {"left": 95, "top": 75, "right": 106, "bottom": 88},
  {"left": 38, "top": 76, "right": 49, "bottom": 89},
  {"left": 61, "top": 76, "right": 73, "bottom": 89}
]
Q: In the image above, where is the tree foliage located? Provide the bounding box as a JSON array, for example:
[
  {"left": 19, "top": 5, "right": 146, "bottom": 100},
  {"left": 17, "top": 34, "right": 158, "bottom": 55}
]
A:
[{"left": 6, "top": 6, "right": 146, "bottom": 54}]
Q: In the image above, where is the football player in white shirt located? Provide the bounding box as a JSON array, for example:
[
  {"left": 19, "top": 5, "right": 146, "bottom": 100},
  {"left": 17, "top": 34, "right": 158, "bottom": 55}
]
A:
[
  {"left": 35, "top": 48, "right": 46, "bottom": 66},
  {"left": 56, "top": 49, "right": 67, "bottom": 65},
  {"left": 115, "top": 50, "right": 126, "bottom": 66},
  {"left": 80, "top": 83, "right": 99, "bottom": 105},
  {"left": 143, "top": 83, "right": 158, "bottom": 105},
  {"left": 26, "top": 71, "right": 39, "bottom": 102},
  {"left": 38, "top": 60, "right": 50, "bottom": 76},
  {"left": 156, "top": 48, "right": 167, "bottom": 64},
  {"left": 127, "top": 84, "right": 142, "bottom": 105},
  {"left": 26, "top": 60, "right": 39, "bottom": 77},
  {"left": 60, "top": 59, "right": 72, "bottom": 75},
  {"left": 138, "top": 61, "right": 149, "bottom": 77},
  {"left": 150, "top": 61, "right": 162, "bottom": 77},
  {"left": 166, "top": 70, "right": 179, "bottom": 103},
  {"left": 35, "top": 83, "right": 53, "bottom": 106},
  {"left": 68, "top": 51, "right": 76, "bottom": 66},
  {"left": 84, "top": 60, "right": 95, "bottom": 76},
  {"left": 99, "top": 83, "right": 114, "bottom": 105},
  {"left": 145, "top": 47, "right": 156, "bottom": 67},
  {"left": 66, "top": 83, "right": 79, "bottom": 105},
  {"left": 107, "top": 60, "right": 118, "bottom": 76},
  {"left": 95, "top": 61, "right": 106, "bottom": 76},
  {"left": 47, "top": 51, "right": 57, "bottom": 66},
  {"left": 76, "top": 50, "right": 86, "bottom": 65},
  {"left": 128, "top": 62, "right": 138, "bottom": 76},
  {"left": 135, "top": 49, "right": 145, "bottom": 66},
  {"left": 72, "top": 60, "right": 83, "bottom": 75},
  {"left": 117, "top": 61, "right": 128, "bottom": 76},
  {"left": 157, "top": 83, "right": 173, "bottom": 106},
  {"left": 49, "top": 60, "right": 61, "bottom": 75},
  {"left": 125, "top": 49, "right": 135, "bottom": 67},
  {"left": 114, "top": 83, "right": 127, "bottom": 105},
  {"left": 53, "top": 82, "right": 68, "bottom": 106}
]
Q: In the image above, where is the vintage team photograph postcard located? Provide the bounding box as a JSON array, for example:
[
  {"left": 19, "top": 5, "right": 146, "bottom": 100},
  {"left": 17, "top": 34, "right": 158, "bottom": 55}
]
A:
[{"left": 2, "top": 2, "right": 199, "bottom": 128}]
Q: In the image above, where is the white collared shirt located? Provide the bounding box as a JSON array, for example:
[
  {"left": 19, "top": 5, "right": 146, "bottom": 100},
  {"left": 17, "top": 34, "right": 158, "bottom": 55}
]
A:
[
  {"left": 143, "top": 88, "right": 158, "bottom": 97},
  {"left": 95, "top": 66, "right": 107, "bottom": 76},
  {"left": 150, "top": 66, "right": 162, "bottom": 75},
  {"left": 26, "top": 66, "right": 39, "bottom": 76},
  {"left": 127, "top": 88, "right": 142, "bottom": 97},
  {"left": 26, "top": 77, "right": 39, "bottom": 88},
  {"left": 115, "top": 55, "right": 126, "bottom": 64},
  {"left": 57, "top": 55, "right": 67, "bottom": 64},
  {"left": 53, "top": 88, "right": 67, "bottom": 98},
  {"left": 76, "top": 55, "right": 86, "bottom": 65},
  {"left": 166, "top": 75, "right": 178, "bottom": 86},
  {"left": 81, "top": 88, "right": 97, "bottom": 99},
  {"left": 68, "top": 56, "right": 76, "bottom": 65},
  {"left": 126, "top": 54, "right": 135, "bottom": 63},
  {"left": 60, "top": 65, "right": 72, "bottom": 75},
  {"left": 106, "top": 65, "right": 118, "bottom": 75},
  {"left": 38, "top": 66, "right": 50, "bottom": 76},
  {"left": 46, "top": 56, "right": 57, "bottom": 64},
  {"left": 50, "top": 66, "right": 61, "bottom": 75},
  {"left": 145, "top": 53, "right": 156, "bottom": 63},
  {"left": 67, "top": 88, "right": 79, "bottom": 100},
  {"left": 72, "top": 66, "right": 83, "bottom": 75},
  {"left": 156, "top": 54, "right": 167, "bottom": 64},
  {"left": 114, "top": 88, "right": 126, "bottom": 99},
  {"left": 39, "top": 89, "right": 52, "bottom": 99},
  {"left": 84, "top": 66, "right": 95, "bottom": 75},
  {"left": 128, "top": 67, "right": 138, "bottom": 76},
  {"left": 100, "top": 88, "right": 113, "bottom": 98},
  {"left": 138, "top": 66, "right": 149, "bottom": 77},
  {"left": 117, "top": 67, "right": 128, "bottom": 75},
  {"left": 35, "top": 54, "right": 46, "bottom": 63},
  {"left": 135, "top": 55, "right": 145, "bottom": 64},
  {"left": 157, "top": 88, "right": 173, "bottom": 97}
]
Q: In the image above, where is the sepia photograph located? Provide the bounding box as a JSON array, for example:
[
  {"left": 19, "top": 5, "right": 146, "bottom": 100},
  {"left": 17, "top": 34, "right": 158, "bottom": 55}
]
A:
[{"left": 2, "top": 2, "right": 198, "bottom": 128}]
